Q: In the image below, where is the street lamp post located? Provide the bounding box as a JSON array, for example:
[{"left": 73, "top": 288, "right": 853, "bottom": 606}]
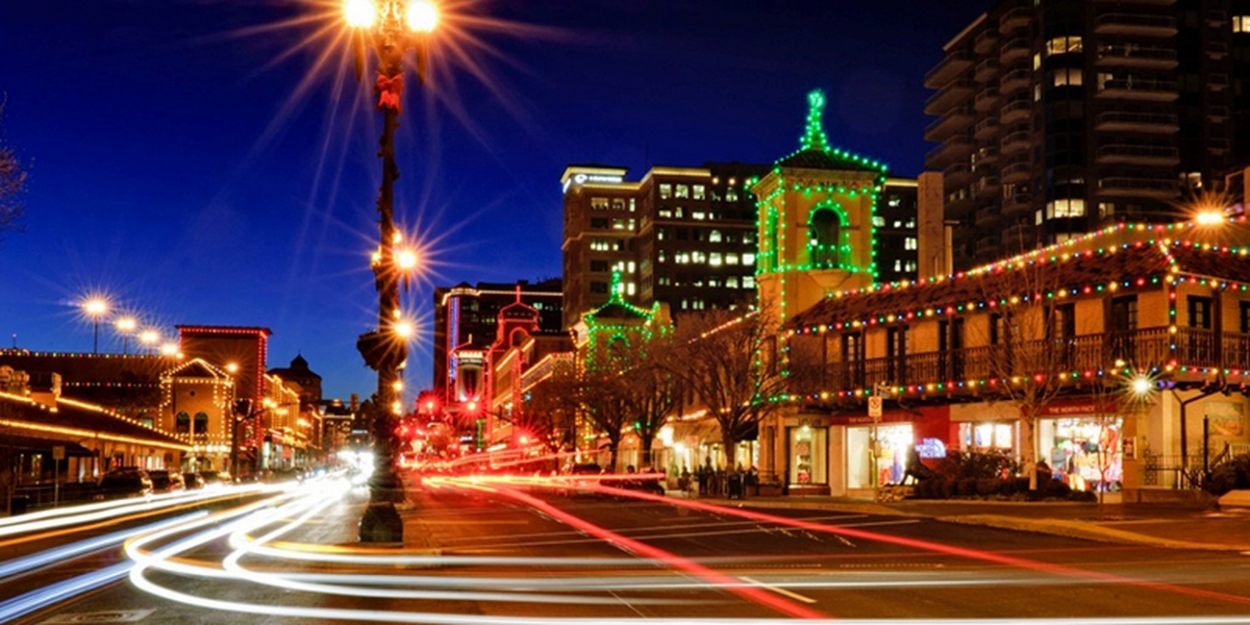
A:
[
  {"left": 346, "top": 0, "right": 436, "bottom": 544},
  {"left": 83, "top": 299, "right": 109, "bottom": 355},
  {"left": 116, "top": 317, "right": 137, "bottom": 355}
]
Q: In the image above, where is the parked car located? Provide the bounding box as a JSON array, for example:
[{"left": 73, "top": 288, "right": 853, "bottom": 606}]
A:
[
  {"left": 147, "top": 469, "right": 186, "bottom": 493},
  {"left": 182, "top": 472, "right": 206, "bottom": 490},
  {"left": 198, "top": 470, "right": 230, "bottom": 488},
  {"left": 96, "top": 468, "right": 153, "bottom": 499}
]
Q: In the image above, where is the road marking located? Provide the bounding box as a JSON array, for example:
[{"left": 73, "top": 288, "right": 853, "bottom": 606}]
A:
[
  {"left": 739, "top": 576, "right": 817, "bottom": 604},
  {"left": 420, "top": 519, "right": 529, "bottom": 525}
]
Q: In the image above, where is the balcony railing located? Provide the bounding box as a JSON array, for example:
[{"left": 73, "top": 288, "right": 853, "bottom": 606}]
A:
[
  {"left": 788, "top": 327, "right": 1208, "bottom": 397},
  {"left": 1094, "top": 13, "right": 1178, "bottom": 37}
]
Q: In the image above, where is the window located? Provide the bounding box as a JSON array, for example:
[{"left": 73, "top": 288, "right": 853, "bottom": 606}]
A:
[
  {"left": 611, "top": 218, "right": 627, "bottom": 230},
  {"left": 657, "top": 228, "right": 667, "bottom": 241},
  {"left": 692, "top": 211, "right": 706, "bottom": 220},
  {"left": 904, "top": 237, "right": 918, "bottom": 250},
  {"left": 872, "top": 216, "right": 886, "bottom": 227},
  {"left": 726, "top": 253, "right": 739, "bottom": 265},
  {"left": 727, "top": 276, "right": 740, "bottom": 288},
  {"left": 1046, "top": 198, "right": 1086, "bottom": 218},
  {"left": 709, "top": 230, "right": 722, "bottom": 243},
  {"left": 1046, "top": 36, "right": 1083, "bottom": 56},
  {"left": 676, "top": 252, "right": 691, "bottom": 264},
  {"left": 1053, "top": 68, "right": 1083, "bottom": 87},
  {"left": 658, "top": 250, "right": 667, "bottom": 263},
  {"left": 659, "top": 184, "right": 672, "bottom": 199},
  {"left": 626, "top": 282, "right": 636, "bottom": 296},
  {"left": 629, "top": 198, "right": 637, "bottom": 212},
  {"left": 1189, "top": 296, "right": 1212, "bottom": 329},
  {"left": 710, "top": 253, "right": 723, "bottom": 267},
  {"left": 1234, "top": 16, "right": 1250, "bottom": 32},
  {"left": 590, "top": 239, "right": 610, "bottom": 251},
  {"left": 611, "top": 198, "right": 625, "bottom": 211},
  {"left": 675, "top": 184, "right": 690, "bottom": 199},
  {"left": 590, "top": 260, "right": 609, "bottom": 272},
  {"left": 591, "top": 197, "right": 609, "bottom": 210},
  {"left": 888, "top": 197, "right": 902, "bottom": 208},
  {"left": 590, "top": 218, "right": 608, "bottom": 229},
  {"left": 743, "top": 232, "right": 755, "bottom": 245},
  {"left": 658, "top": 208, "right": 673, "bottom": 218},
  {"left": 743, "top": 253, "right": 756, "bottom": 265},
  {"left": 590, "top": 282, "right": 609, "bottom": 294},
  {"left": 693, "top": 185, "right": 706, "bottom": 200},
  {"left": 726, "top": 188, "right": 739, "bottom": 202},
  {"left": 905, "top": 261, "right": 917, "bottom": 272},
  {"left": 743, "top": 276, "right": 755, "bottom": 289},
  {"left": 808, "top": 208, "right": 842, "bottom": 269},
  {"left": 1240, "top": 302, "right": 1250, "bottom": 333}
]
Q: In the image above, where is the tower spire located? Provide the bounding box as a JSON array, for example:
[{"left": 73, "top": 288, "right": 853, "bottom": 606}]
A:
[{"left": 800, "top": 90, "right": 829, "bottom": 152}]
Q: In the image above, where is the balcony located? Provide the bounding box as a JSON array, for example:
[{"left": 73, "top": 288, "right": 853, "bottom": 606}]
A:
[
  {"left": 1096, "top": 77, "right": 1178, "bottom": 102},
  {"left": 1001, "top": 160, "right": 1031, "bottom": 184},
  {"left": 946, "top": 191, "right": 976, "bottom": 218},
  {"left": 975, "top": 30, "right": 999, "bottom": 54},
  {"left": 925, "top": 79, "right": 975, "bottom": 115},
  {"left": 974, "top": 117, "right": 1000, "bottom": 141},
  {"left": 974, "top": 58, "right": 1000, "bottom": 83},
  {"left": 999, "top": 7, "right": 1032, "bottom": 33},
  {"left": 1098, "top": 177, "right": 1179, "bottom": 199},
  {"left": 1208, "top": 106, "right": 1230, "bottom": 122},
  {"left": 975, "top": 206, "right": 1001, "bottom": 227},
  {"left": 944, "top": 162, "right": 974, "bottom": 187},
  {"left": 1094, "top": 111, "right": 1179, "bottom": 134},
  {"left": 975, "top": 175, "right": 1001, "bottom": 199},
  {"left": 788, "top": 328, "right": 1187, "bottom": 399},
  {"left": 1000, "top": 98, "right": 1032, "bottom": 124},
  {"left": 1000, "top": 37, "right": 1030, "bottom": 63},
  {"left": 973, "top": 146, "right": 1000, "bottom": 166},
  {"left": 1096, "top": 144, "right": 1180, "bottom": 166},
  {"left": 1096, "top": 44, "right": 1178, "bottom": 69},
  {"left": 1094, "top": 13, "right": 1178, "bottom": 37},
  {"left": 1095, "top": 0, "right": 1174, "bottom": 4},
  {"left": 924, "top": 107, "right": 975, "bottom": 142},
  {"left": 974, "top": 87, "right": 1001, "bottom": 112},
  {"left": 1003, "top": 192, "right": 1033, "bottom": 215},
  {"left": 1000, "top": 68, "right": 1032, "bottom": 93},
  {"left": 1208, "top": 74, "right": 1229, "bottom": 92},
  {"left": 1001, "top": 131, "right": 1031, "bottom": 155},
  {"left": 926, "top": 136, "right": 975, "bottom": 168},
  {"left": 925, "top": 50, "right": 974, "bottom": 89},
  {"left": 1001, "top": 224, "right": 1033, "bottom": 249},
  {"left": 974, "top": 238, "right": 1001, "bottom": 262}
]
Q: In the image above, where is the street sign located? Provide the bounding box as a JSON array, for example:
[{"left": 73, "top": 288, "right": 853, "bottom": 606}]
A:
[
  {"left": 868, "top": 396, "right": 882, "bottom": 419},
  {"left": 53, "top": 445, "right": 65, "bottom": 461}
]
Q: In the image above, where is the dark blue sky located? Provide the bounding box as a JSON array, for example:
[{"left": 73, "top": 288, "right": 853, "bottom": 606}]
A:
[{"left": 0, "top": 0, "right": 985, "bottom": 402}]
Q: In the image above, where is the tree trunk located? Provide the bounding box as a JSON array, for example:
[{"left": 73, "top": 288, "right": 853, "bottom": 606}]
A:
[
  {"left": 1019, "top": 407, "right": 1037, "bottom": 465},
  {"left": 641, "top": 437, "right": 654, "bottom": 471},
  {"left": 723, "top": 433, "right": 737, "bottom": 470}
]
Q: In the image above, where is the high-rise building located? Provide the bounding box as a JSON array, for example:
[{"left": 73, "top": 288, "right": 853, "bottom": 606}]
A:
[
  {"left": 562, "top": 163, "right": 921, "bottom": 324},
  {"left": 926, "top": 0, "right": 1250, "bottom": 270},
  {"left": 432, "top": 279, "right": 562, "bottom": 405}
]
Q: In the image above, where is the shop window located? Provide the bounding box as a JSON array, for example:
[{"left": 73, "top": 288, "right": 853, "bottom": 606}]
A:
[
  {"left": 847, "top": 424, "right": 912, "bottom": 489},
  {"left": 1040, "top": 417, "right": 1121, "bottom": 492},
  {"left": 788, "top": 426, "right": 828, "bottom": 485}
]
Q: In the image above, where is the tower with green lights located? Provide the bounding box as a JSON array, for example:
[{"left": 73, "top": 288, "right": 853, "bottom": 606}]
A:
[{"left": 751, "top": 90, "right": 889, "bottom": 328}]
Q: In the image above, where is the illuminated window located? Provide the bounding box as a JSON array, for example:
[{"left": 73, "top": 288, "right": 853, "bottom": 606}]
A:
[
  {"left": 692, "top": 211, "right": 706, "bottom": 220},
  {"left": 888, "top": 197, "right": 902, "bottom": 208},
  {"left": 743, "top": 232, "right": 755, "bottom": 245},
  {"left": 1053, "top": 68, "right": 1082, "bottom": 87},
  {"left": 894, "top": 260, "right": 903, "bottom": 271},
  {"left": 905, "top": 237, "right": 918, "bottom": 250},
  {"left": 743, "top": 276, "right": 755, "bottom": 289},
  {"left": 611, "top": 198, "right": 625, "bottom": 211},
  {"left": 658, "top": 208, "right": 673, "bottom": 218},
  {"left": 1046, "top": 198, "right": 1086, "bottom": 218},
  {"left": 1045, "top": 36, "right": 1082, "bottom": 56},
  {"left": 1233, "top": 16, "right": 1249, "bottom": 32},
  {"left": 627, "top": 282, "right": 636, "bottom": 295},
  {"left": 591, "top": 198, "right": 609, "bottom": 210},
  {"left": 692, "top": 251, "right": 707, "bottom": 264},
  {"left": 659, "top": 184, "right": 672, "bottom": 199},
  {"left": 710, "top": 253, "right": 723, "bottom": 266},
  {"left": 590, "top": 239, "right": 610, "bottom": 251},
  {"left": 675, "top": 184, "right": 690, "bottom": 199},
  {"left": 657, "top": 228, "right": 667, "bottom": 241},
  {"left": 726, "top": 188, "right": 739, "bottom": 202},
  {"left": 676, "top": 253, "right": 690, "bottom": 264},
  {"left": 629, "top": 198, "right": 637, "bottom": 212},
  {"left": 658, "top": 250, "right": 667, "bottom": 263},
  {"left": 693, "top": 185, "right": 706, "bottom": 200},
  {"left": 612, "top": 219, "right": 627, "bottom": 230},
  {"left": 709, "top": 230, "right": 722, "bottom": 243},
  {"left": 726, "top": 253, "right": 739, "bottom": 265},
  {"left": 905, "top": 261, "right": 917, "bottom": 272},
  {"left": 872, "top": 216, "right": 886, "bottom": 227},
  {"left": 743, "top": 253, "right": 756, "bottom": 265},
  {"left": 727, "top": 276, "right": 740, "bottom": 288}
]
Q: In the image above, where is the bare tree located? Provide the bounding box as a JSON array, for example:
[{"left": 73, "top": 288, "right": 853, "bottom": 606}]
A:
[
  {"left": 669, "top": 301, "right": 788, "bottom": 470},
  {"left": 0, "top": 98, "right": 30, "bottom": 240},
  {"left": 518, "top": 357, "right": 581, "bottom": 455},
  {"left": 973, "top": 259, "right": 1071, "bottom": 468},
  {"left": 618, "top": 331, "right": 680, "bottom": 470}
]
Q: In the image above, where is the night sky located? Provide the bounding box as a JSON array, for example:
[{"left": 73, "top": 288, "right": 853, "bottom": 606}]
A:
[{"left": 0, "top": 0, "right": 986, "bottom": 402}]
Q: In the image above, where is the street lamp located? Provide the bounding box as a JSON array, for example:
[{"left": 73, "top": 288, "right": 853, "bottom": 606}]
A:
[
  {"left": 83, "top": 298, "right": 109, "bottom": 354},
  {"left": 139, "top": 330, "right": 160, "bottom": 355},
  {"left": 115, "top": 317, "right": 137, "bottom": 355},
  {"left": 345, "top": 0, "right": 437, "bottom": 544}
]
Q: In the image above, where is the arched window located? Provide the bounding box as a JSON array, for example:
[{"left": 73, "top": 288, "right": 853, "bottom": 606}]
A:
[
  {"left": 175, "top": 412, "right": 190, "bottom": 434},
  {"left": 193, "top": 412, "right": 209, "bottom": 435},
  {"left": 808, "top": 208, "right": 842, "bottom": 269}
]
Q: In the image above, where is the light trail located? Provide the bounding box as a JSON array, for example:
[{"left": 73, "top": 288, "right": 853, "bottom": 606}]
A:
[{"left": 0, "top": 511, "right": 207, "bottom": 579}]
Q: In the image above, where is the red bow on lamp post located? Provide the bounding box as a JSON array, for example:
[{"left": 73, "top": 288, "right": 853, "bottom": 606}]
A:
[{"left": 376, "top": 73, "right": 405, "bottom": 112}]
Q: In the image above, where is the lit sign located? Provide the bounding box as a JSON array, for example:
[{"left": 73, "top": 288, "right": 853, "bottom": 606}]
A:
[
  {"left": 917, "top": 438, "right": 947, "bottom": 459},
  {"left": 574, "top": 173, "right": 623, "bottom": 185}
]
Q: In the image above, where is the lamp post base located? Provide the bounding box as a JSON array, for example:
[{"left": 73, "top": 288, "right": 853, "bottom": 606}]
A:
[{"left": 358, "top": 501, "right": 404, "bottom": 544}]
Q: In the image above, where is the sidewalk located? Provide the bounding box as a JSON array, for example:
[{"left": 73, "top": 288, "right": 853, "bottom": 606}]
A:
[{"left": 694, "top": 494, "right": 1250, "bottom": 552}]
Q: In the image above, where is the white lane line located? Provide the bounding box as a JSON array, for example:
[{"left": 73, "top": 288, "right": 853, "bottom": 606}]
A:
[{"left": 739, "top": 575, "right": 818, "bottom": 604}]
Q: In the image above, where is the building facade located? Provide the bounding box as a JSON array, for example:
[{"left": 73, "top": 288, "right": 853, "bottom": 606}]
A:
[
  {"left": 432, "top": 279, "right": 563, "bottom": 408},
  {"left": 925, "top": 0, "right": 1250, "bottom": 270}
]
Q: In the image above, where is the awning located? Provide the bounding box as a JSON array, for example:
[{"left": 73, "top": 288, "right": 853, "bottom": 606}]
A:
[{"left": 0, "top": 435, "right": 94, "bottom": 456}]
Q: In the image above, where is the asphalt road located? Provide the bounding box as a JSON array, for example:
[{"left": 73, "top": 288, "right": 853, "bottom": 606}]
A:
[{"left": 7, "top": 476, "right": 1250, "bottom": 624}]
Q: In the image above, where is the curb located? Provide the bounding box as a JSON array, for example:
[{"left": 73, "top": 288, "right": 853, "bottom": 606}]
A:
[{"left": 938, "top": 514, "right": 1250, "bottom": 552}]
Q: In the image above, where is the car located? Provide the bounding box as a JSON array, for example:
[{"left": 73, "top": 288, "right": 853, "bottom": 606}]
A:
[
  {"left": 558, "top": 463, "right": 605, "bottom": 497},
  {"left": 198, "top": 470, "right": 231, "bottom": 487},
  {"left": 182, "top": 472, "right": 206, "bottom": 490},
  {"left": 147, "top": 469, "right": 186, "bottom": 493},
  {"left": 97, "top": 468, "right": 153, "bottom": 499}
]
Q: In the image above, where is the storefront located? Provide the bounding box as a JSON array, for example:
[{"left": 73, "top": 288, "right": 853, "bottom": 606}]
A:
[
  {"left": 787, "top": 424, "right": 828, "bottom": 488},
  {"left": 1039, "top": 416, "right": 1120, "bottom": 492},
  {"left": 846, "top": 423, "right": 913, "bottom": 489}
]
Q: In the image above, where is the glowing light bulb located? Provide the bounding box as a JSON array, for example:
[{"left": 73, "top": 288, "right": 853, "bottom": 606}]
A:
[
  {"left": 344, "top": 0, "right": 376, "bottom": 27},
  {"left": 406, "top": 0, "right": 438, "bottom": 32}
]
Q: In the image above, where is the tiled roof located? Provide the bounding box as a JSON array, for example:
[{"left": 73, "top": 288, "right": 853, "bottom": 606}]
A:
[{"left": 776, "top": 149, "right": 884, "bottom": 173}]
